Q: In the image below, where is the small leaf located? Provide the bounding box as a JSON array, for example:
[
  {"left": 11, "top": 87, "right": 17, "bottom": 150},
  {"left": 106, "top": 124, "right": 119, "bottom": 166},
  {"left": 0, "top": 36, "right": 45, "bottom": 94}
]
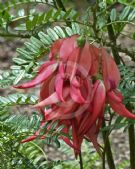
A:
[
  {"left": 16, "top": 48, "right": 32, "bottom": 60},
  {"left": 54, "top": 26, "right": 66, "bottom": 38},
  {"left": 13, "top": 70, "right": 25, "bottom": 85},
  {"left": 110, "top": 8, "right": 117, "bottom": 21},
  {"left": 128, "top": 9, "right": 135, "bottom": 20},
  {"left": 38, "top": 31, "right": 52, "bottom": 45},
  {"left": 119, "top": 6, "right": 131, "bottom": 20},
  {"left": 13, "top": 58, "right": 28, "bottom": 65},
  {"left": 72, "top": 22, "right": 80, "bottom": 34},
  {"left": 65, "top": 27, "right": 74, "bottom": 36},
  {"left": 47, "top": 28, "right": 59, "bottom": 41}
]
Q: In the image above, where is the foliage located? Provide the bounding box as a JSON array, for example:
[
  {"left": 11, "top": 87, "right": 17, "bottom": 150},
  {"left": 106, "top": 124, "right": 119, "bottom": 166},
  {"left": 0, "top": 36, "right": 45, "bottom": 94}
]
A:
[{"left": 0, "top": 0, "right": 135, "bottom": 169}]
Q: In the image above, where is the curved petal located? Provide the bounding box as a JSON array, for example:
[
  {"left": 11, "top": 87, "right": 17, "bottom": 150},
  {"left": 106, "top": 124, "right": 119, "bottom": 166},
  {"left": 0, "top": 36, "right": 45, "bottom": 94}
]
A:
[
  {"left": 72, "top": 119, "right": 81, "bottom": 156},
  {"left": 70, "top": 84, "right": 86, "bottom": 104},
  {"left": 66, "top": 47, "right": 80, "bottom": 81},
  {"left": 60, "top": 35, "right": 78, "bottom": 62},
  {"left": 78, "top": 43, "right": 92, "bottom": 77},
  {"left": 34, "top": 92, "right": 60, "bottom": 108},
  {"left": 80, "top": 80, "right": 105, "bottom": 135},
  {"left": 58, "top": 62, "right": 65, "bottom": 78},
  {"left": 21, "top": 135, "right": 36, "bottom": 143},
  {"left": 108, "top": 91, "right": 135, "bottom": 119},
  {"left": 89, "top": 45, "right": 99, "bottom": 76},
  {"left": 14, "top": 63, "right": 58, "bottom": 89},
  {"left": 38, "top": 60, "right": 56, "bottom": 74},
  {"left": 85, "top": 124, "right": 102, "bottom": 155},
  {"left": 49, "top": 39, "right": 64, "bottom": 60},
  {"left": 55, "top": 74, "right": 64, "bottom": 102},
  {"left": 40, "top": 73, "right": 56, "bottom": 101},
  {"left": 71, "top": 76, "right": 81, "bottom": 87},
  {"left": 101, "top": 48, "right": 121, "bottom": 90}
]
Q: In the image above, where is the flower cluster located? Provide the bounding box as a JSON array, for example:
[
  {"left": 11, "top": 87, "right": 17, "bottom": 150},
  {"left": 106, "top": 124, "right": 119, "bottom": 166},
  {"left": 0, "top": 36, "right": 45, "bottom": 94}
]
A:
[{"left": 14, "top": 35, "right": 135, "bottom": 156}]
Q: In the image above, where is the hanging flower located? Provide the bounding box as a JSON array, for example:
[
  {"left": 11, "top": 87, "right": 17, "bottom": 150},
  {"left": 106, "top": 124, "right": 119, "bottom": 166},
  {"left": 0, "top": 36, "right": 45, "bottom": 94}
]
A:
[{"left": 14, "top": 35, "right": 135, "bottom": 156}]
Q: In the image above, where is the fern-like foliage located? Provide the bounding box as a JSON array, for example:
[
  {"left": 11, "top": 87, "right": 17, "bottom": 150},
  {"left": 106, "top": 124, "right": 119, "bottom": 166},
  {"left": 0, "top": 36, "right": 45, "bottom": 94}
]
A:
[
  {"left": 0, "top": 0, "right": 79, "bottom": 40},
  {"left": 0, "top": 22, "right": 81, "bottom": 87},
  {"left": 119, "top": 65, "right": 135, "bottom": 103},
  {"left": 0, "top": 93, "right": 38, "bottom": 107}
]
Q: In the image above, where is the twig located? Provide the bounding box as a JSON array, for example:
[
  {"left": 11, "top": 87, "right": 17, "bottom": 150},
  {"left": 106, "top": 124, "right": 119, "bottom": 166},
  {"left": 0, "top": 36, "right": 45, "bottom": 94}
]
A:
[{"left": 0, "top": 32, "right": 30, "bottom": 38}]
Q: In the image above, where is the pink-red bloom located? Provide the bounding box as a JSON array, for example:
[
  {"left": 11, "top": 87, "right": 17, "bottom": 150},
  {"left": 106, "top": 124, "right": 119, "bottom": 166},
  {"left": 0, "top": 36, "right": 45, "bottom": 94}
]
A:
[{"left": 14, "top": 35, "right": 135, "bottom": 156}]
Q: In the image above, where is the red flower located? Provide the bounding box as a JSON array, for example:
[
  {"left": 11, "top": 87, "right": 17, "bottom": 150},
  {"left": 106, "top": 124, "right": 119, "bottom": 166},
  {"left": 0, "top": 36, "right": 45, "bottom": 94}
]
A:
[{"left": 14, "top": 35, "right": 135, "bottom": 156}]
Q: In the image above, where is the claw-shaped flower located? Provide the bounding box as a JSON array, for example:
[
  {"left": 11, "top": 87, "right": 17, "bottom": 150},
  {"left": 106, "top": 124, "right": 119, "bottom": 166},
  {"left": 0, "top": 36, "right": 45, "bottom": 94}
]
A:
[{"left": 14, "top": 35, "right": 135, "bottom": 156}]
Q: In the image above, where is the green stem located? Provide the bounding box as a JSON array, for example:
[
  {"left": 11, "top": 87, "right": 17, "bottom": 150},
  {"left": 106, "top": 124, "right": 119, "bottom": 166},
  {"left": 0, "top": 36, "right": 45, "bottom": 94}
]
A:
[
  {"left": 102, "top": 120, "right": 116, "bottom": 169},
  {"left": 79, "top": 152, "right": 83, "bottom": 169}
]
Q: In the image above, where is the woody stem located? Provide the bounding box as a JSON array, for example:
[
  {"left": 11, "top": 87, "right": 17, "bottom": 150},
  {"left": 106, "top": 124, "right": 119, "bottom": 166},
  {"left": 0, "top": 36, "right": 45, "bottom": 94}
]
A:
[
  {"left": 79, "top": 152, "right": 83, "bottom": 169},
  {"left": 107, "top": 17, "right": 121, "bottom": 65},
  {"left": 127, "top": 103, "right": 135, "bottom": 169},
  {"left": 102, "top": 120, "right": 116, "bottom": 169},
  {"left": 128, "top": 124, "right": 135, "bottom": 169}
]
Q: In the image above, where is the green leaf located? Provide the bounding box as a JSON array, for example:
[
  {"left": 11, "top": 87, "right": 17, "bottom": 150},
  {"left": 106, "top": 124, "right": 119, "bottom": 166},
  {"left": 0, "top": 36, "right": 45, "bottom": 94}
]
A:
[
  {"left": 38, "top": 31, "right": 52, "bottom": 45},
  {"left": 110, "top": 8, "right": 117, "bottom": 21},
  {"left": 13, "top": 58, "right": 29, "bottom": 65},
  {"left": 71, "top": 23, "right": 80, "bottom": 34},
  {"left": 65, "top": 27, "right": 74, "bottom": 36},
  {"left": 119, "top": 6, "right": 131, "bottom": 20},
  {"left": 47, "top": 28, "right": 59, "bottom": 41},
  {"left": 54, "top": 26, "right": 66, "bottom": 38},
  {"left": 24, "top": 42, "right": 39, "bottom": 53},
  {"left": 128, "top": 9, "right": 135, "bottom": 20},
  {"left": 13, "top": 70, "right": 25, "bottom": 85},
  {"left": 16, "top": 48, "right": 32, "bottom": 60}
]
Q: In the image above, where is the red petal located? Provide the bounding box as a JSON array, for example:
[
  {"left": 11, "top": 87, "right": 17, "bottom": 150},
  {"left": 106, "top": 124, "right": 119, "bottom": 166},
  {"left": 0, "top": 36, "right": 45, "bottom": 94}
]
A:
[
  {"left": 89, "top": 45, "right": 99, "bottom": 76},
  {"left": 66, "top": 47, "right": 80, "bottom": 81},
  {"left": 38, "top": 60, "right": 56, "bottom": 74},
  {"left": 85, "top": 124, "right": 101, "bottom": 155},
  {"left": 71, "top": 76, "right": 81, "bottom": 87},
  {"left": 70, "top": 84, "right": 86, "bottom": 104},
  {"left": 49, "top": 39, "right": 64, "bottom": 60},
  {"left": 14, "top": 63, "right": 58, "bottom": 89},
  {"left": 78, "top": 43, "right": 92, "bottom": 77},
  {"left": 101, "top": 48, "right": 120, "bottom": 90},
  {"left": 58, "top": 62, "right": 65, "bottom": 78},
  {"left": 55, "top": 74, "right": 64, "bottom": 102},
  {"left": 40, "top": 73, "right": 56, "bottom": 101},
  {"left": 61, "top": 136, "right": 75, "bottom": 149},
  {"left": 21, "top": 135, "right": 36, "bottom": 143},
  {"left": 108, "top": 91, "right": 135, "bottom": 119},
  {"left": 60, "top": 35, "right": 78, "bottom": 62},
  {"left": 72, "top": 119, "right": 81, "bottom": 156},
  {"left": 34, "top": 92, "right": 60, "bottom": 108},
  {"left": 80, "top": 80, "right": 105, "bottom": 134}
]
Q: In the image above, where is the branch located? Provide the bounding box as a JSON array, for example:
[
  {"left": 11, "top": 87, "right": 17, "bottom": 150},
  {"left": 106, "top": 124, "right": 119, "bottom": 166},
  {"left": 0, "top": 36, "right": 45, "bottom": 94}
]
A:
[
  {"left": 102, "top": 120, "right": 116, "bottom": 169},
  {"left": 107, "top": 17, "right": 121, "bottom": 64},
  {"left": 0, "top": 32, "right": 31, "bottom": 38},
  {"left": 103, "top": 41, "right": 135, "bottom": 62}
]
